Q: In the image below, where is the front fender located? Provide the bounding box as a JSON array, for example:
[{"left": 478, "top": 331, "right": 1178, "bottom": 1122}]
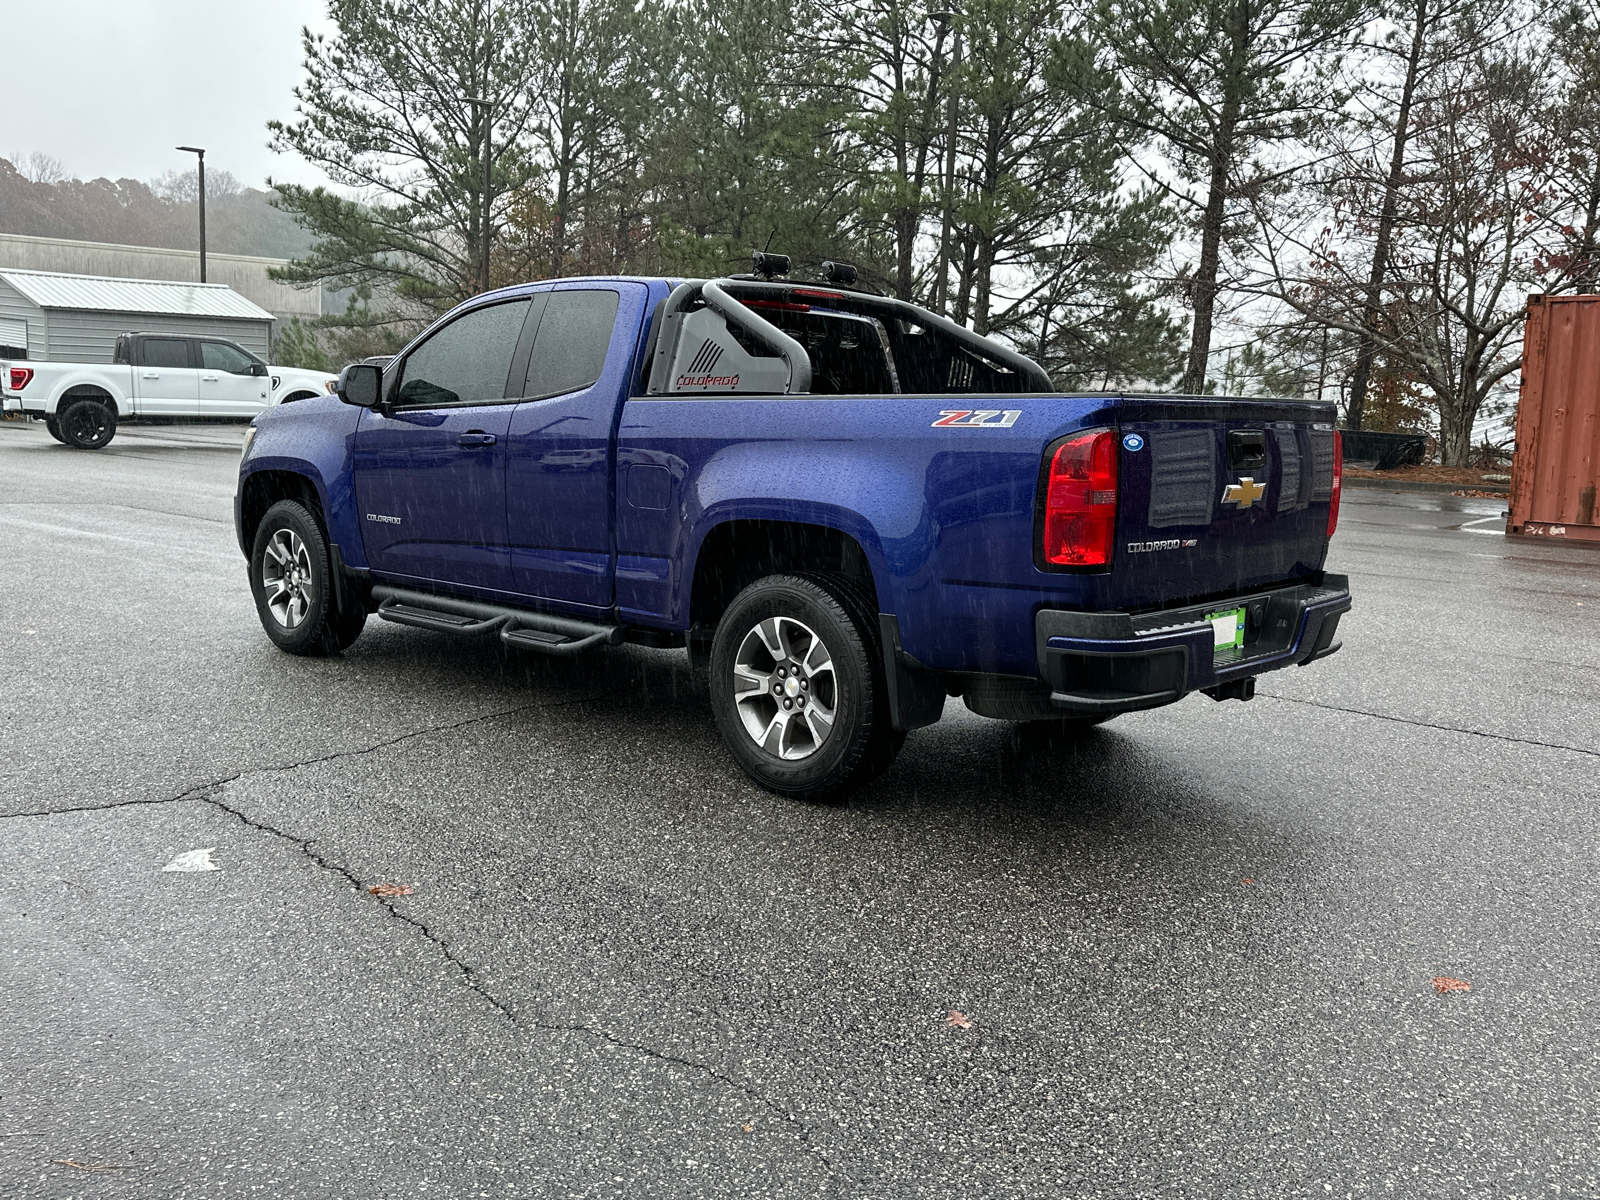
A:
[
  {"left": 269, "top": 366, "right": 338, "bottom": 402},
  {"left": 238, "top": 397, "right": 367, "bottom": 567}
]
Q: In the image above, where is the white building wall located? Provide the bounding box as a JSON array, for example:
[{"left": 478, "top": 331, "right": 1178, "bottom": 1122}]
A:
[
  {"left": 0, "top": 233, "right": 319, "bottom": 324},
  {"left": 47, "top": 310, "right": 271, "bottom": 363}
]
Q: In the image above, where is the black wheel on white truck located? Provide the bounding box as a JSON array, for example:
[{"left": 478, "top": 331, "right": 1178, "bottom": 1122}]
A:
[
  {"left": 249, "top": 500, "right": 367, "bottom": 656},
  {"left": 57, "top": 396, "right": 117, "bottom": 449},
  {"left": 708, "top": 573, "right": 904, "bottom": 802}
]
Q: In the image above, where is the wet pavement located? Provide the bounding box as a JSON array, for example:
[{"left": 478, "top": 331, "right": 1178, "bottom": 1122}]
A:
[{"left": 2, "top": 417, "right": 1597, "bottom": 1198}]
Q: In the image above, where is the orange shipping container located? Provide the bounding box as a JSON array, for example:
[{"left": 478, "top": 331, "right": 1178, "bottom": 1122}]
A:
[{"left": 1510, "top": 295, "right": 1600, "bottom": 543}]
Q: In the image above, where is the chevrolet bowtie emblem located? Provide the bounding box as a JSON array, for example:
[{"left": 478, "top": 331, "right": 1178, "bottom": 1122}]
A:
[{"left": 1222, "top": 477, "right": 1267, "bottom": 508}]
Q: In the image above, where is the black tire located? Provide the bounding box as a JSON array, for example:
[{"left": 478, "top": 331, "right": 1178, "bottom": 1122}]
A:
[
  {"left": 43, "top": 416, "right": 65, "bottom": 443},
  {"left": 249, "top": 499, "right": 365, "bottom": 656},
  {"left": 709, "top": 573, "right": 904, "bottom": 801},
  {"left": 57, "top": 397, "right": 117, "bottom": 449}
]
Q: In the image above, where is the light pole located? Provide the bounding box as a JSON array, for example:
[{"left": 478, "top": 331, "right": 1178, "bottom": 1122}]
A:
[{"left": 175, "top": 145, "right": 207, "bottom": 282}]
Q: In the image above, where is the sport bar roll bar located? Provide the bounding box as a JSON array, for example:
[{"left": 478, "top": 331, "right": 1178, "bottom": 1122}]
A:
[
  {"left": 645, "top": 276, "right": 1055, "bottom": 395},
  {"left": 703, "top": 281, "right": 812, "bottom": 393},
  {"left": 646, "top": 279, "right": 813, "bottom": 394}
]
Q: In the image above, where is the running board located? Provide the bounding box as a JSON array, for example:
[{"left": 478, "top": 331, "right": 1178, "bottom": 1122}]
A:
[{"left": 372, "top": 586, "right": 623, "bottom": 656}]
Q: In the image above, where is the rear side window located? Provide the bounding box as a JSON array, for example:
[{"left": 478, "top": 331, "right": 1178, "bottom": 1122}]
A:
[
  {"left": 396, "top": 300, "right": 530, "bottom": 407},
  {"left": 142, "top": 339, "right": 191, "bottom": 368},
  {"left": 523, "top": 290, "right": 619, "bottom": 398},
  {"left": 201, "top": 341, "right": 258, "bottom": 374}
]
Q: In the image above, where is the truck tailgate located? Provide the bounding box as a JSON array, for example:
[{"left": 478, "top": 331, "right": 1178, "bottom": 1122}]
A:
[{"left": 1108, "top": 397, "right": 1337, "bottom": 611}]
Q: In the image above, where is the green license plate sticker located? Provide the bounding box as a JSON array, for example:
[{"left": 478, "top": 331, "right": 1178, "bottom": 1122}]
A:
[{"left": 1207, "top": 607, "right": 1245, "bottom": 649}]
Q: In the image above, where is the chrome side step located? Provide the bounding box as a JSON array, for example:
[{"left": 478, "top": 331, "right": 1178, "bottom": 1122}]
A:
[{"left": 372, "top": 585, "right": 623, "bottom": 656}]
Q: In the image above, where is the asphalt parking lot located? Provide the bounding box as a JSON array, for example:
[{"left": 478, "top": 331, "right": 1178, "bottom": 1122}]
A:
[{"left": 2, "top": 416, "right": 1596, "bottom": 1199}]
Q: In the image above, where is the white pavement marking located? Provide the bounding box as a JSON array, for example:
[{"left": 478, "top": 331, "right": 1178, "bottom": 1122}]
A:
[
  {"left": 1458, "top": 514, "right": 1507, "bottom": 535},
  {"left": 0, "top": 515, "right": 236, "bottom": 559},
  {"left": 163, "top": 848, "right": 220, "bottom": 873}
]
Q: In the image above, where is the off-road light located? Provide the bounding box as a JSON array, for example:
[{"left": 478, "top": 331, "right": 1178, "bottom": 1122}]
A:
[
  {"left": 752, "top": 251, "right": 790, "bottom": 278},
  {"left": 821, "top": 261, "right": 857, "bottom": 285}
]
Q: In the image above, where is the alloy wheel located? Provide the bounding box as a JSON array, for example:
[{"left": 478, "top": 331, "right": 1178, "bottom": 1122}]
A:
[
  {"left": 66, "top": 404, "right": 109, "bottom": 444},
  {"left": 261, "top": 528, "right": 314, "bottom": 629},
  {"left": 732, "top": 615, "right": 838, "bottom": 760}
]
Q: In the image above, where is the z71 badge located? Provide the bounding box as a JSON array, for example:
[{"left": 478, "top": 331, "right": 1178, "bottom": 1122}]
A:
[{"left": 931, "top": 409, "right": 1022, "bottom": 428}]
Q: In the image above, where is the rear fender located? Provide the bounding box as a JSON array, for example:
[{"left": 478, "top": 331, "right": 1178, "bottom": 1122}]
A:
[
  {"left": 683, "top": 498, "right": 894, "bottom": 628},
  {"left": 50, "top": 374, "right": 132, "bottom": 417}
]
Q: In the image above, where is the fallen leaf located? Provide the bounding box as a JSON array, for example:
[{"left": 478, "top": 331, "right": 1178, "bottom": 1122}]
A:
[
  {"left": 368, "top": 883, "right": 414, "bottom": 897},
  {"left": 1432, "top": 976, "right": 1471, "bottom": 994},
  {"left": 1241, "top": 878, "right": 1255, "bottom": 885},
  {"left": 741, "top": 1124, "right": 754, "bottom": 1133},
  {"left": 947, "top": 1009, "right": 972, "bottom": 1029}
]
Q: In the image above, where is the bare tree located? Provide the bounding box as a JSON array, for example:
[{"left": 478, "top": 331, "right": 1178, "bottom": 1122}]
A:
[
  {"left": 1252, "top": 30, "right": 1568, "bottom": 463},
  {"left": 11, "top": 152, "right": 67, "bottom": 185},
  {"left": 1547, "top": 0, "right": 1600, "bottom": 292},
  {"left": 1079, "top": 0, "right": 1370, "bottom": 394},
  {"left": 1339, "top": 0, "right": 1510, "bottom": 429}
]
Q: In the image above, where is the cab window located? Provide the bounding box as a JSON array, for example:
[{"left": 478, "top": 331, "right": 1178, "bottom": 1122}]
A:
[
  {"left": 200, "top": 341, "right": 258, "bottom": 375},
  {"left": 141, "top": 339, "right": 191, "bottom": 369},
  {"left": 523, "top": 290, "right": 619, "bottom": 398},
  {"left": 396, "top": 300, "right": 530, "bottom": 407}
]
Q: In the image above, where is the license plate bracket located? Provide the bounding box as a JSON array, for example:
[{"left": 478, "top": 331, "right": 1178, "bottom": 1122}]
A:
[{"left": 1207, "top": 607, "right": 1245, "bottom": 652}]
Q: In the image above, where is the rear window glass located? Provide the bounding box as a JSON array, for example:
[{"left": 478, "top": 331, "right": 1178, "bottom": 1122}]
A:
[
  {"left": 524, "top": 290, "right": 620, "bottom": 398},
  {"left": 142, "top": 339, "right": 190, "bottom": 368}
]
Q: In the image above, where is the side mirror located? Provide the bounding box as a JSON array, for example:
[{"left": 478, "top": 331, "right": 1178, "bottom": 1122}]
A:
[
  {"left": 337, "top": 363, "right": 382, "bottom": 408},
  {"left": 250, "top": 362, "right": 268, "bottom": 377}
]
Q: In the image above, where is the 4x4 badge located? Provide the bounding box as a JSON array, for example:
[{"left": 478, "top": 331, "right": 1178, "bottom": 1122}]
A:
[{"left": 1221, "top": 478, "right": 1266, "bottom": 508}]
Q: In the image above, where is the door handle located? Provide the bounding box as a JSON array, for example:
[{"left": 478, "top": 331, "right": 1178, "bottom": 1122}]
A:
[
  {"left": 457, "top": 432, "right": 497, "bottom": 447},
  {"left": 201, "top": 374, "right": 219, "bottom": 381},
  {"left": 142, "top": 372, "right": 160, "bottom": 379}
]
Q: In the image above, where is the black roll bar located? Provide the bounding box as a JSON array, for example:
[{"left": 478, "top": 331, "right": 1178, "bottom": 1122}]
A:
[{"left": 645, "top": 276, "right": 1055, "bottom": 395}]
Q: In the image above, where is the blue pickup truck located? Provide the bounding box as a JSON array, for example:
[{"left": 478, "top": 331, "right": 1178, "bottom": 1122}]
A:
[{"left": 235, "top": 267, "right": 1351, "bottom": 799}]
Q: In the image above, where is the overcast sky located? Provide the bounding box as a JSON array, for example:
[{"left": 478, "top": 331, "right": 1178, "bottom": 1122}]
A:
[{"left": 6, "top": 0, "right": 335, "bottom": 190}]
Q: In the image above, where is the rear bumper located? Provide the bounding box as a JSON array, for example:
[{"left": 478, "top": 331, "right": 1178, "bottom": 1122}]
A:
[{"left": 1035, "top": 574, "right": 1351, "bottom": 716}]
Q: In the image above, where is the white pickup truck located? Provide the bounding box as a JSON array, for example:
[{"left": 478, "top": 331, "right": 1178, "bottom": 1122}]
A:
[{"left": 0, "top": 331, "right": 338, "bottom": 449}]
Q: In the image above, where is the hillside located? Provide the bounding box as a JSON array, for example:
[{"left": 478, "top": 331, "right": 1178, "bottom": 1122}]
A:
[{"left": 0, "top": 157, "right": 312, "bottom": 261}]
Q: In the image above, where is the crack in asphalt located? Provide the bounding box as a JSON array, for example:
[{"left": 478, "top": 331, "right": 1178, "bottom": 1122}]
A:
[
  {"left": 196, "top": 786, "right": 517, "bottom": 1021},
  {"left": 2, "top": 686, "right": 830, "bottom": 1164},
  {"left": 0, "top": 690, "right": 626, "bottom": 821},
  {"left": 525, "top": 1018, "right": 830, "bottom": 1162},
  {"left": 1259, "top": 692, "right": 1600, "bottom": 759}
]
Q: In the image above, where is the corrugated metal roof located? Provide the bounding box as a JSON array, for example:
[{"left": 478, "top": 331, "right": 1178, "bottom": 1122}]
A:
[{"left": 0, "top": 267, "right": 274, "bottom": 321}]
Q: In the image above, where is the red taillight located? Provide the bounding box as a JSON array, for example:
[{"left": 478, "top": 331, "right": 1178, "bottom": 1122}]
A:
[
  {"left": 1042, "top": 428, "right": 1119, "bottom": 567},
  {"left": 1327, "top": 430, "right": 1343, "bottom": 538},
  {"left": 8, "top": 367, "right": 33, "bottom": 391}
]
